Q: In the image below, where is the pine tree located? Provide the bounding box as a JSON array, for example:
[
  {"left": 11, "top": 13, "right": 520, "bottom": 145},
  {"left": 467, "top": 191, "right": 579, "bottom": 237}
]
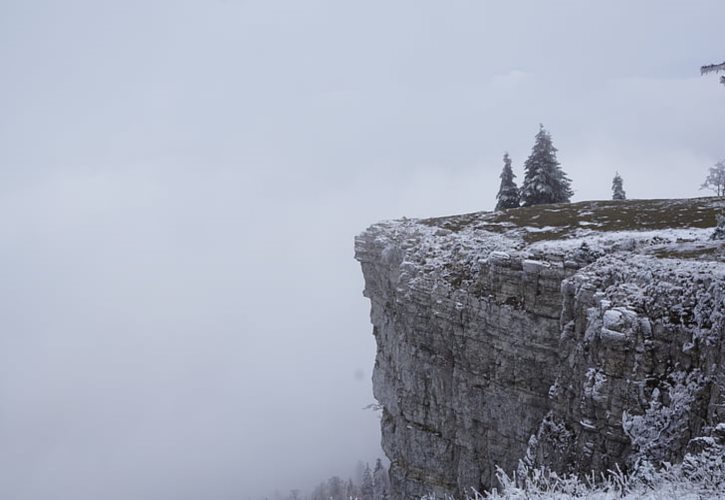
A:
[
  {"left": 373, "top": 459, "right": 390, "bottom": 500},
  {"left": 345, "top": 478, "right": 358, "bottom": 500},
  {"left": 612, "top": 172, "right": 626, "bottom": 200},
  {"left": 495, "top": 152, "right": 520, "bottom": 211},
  {"left": 326, "top": 476, "right": 345, "bottom": 500},
  {"left": 310, "top": 482, "right": 326, "bottom": 500},
  {"left": 520, "top": 124, "right": 573, "bottom": 206},
  {"left": 712, "top": 215, "right": 725, "bottom": 240},
  {"left": 360, "top": 464, "right": 374, "bottom": 500},
  {"left": 354, "top": 461, "right": 367, "bottom": 485}
]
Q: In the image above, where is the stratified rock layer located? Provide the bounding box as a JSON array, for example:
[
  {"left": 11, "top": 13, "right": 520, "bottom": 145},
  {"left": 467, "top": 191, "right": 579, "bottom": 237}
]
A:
[{"left": 355, "top": 198, "right": 725, "bottom": 499}]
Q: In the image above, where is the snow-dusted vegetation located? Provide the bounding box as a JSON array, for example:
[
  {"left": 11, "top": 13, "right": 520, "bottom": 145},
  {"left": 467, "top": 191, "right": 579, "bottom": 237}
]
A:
[
  {"left": 478, "top": 444, "right": 725, "bottom": 500},
  {"left": 418, "top": 439, "right": 725, "bottom": 499}
]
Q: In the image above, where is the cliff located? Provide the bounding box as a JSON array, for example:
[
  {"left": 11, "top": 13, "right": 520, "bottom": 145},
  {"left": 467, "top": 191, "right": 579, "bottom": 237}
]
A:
[{"left": 354, "top": 198, "right": 725, "bottom": 499}]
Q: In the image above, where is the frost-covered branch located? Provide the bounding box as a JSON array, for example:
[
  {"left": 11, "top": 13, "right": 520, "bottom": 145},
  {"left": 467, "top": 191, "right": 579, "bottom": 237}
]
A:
[
  {"left": 701, "top": 61, "right": 725, "bottom": 85},
  {"left": 700, "top": 62, "right": 725, "bottom": 75}
]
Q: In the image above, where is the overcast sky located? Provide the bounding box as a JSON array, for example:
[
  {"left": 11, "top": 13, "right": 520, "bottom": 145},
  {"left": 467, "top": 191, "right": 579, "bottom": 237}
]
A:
[{"left": 1, "top": 1, "right": 724, "bottom": 499}]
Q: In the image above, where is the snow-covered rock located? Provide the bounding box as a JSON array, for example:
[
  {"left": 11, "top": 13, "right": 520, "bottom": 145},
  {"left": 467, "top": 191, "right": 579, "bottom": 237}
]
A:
[{"left": 354, "top": 198, "right": 725, "bottom": 499}]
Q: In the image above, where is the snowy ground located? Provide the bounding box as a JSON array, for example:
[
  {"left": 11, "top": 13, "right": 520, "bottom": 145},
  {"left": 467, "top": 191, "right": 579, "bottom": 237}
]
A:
[{"left": 366, "top": 197, "right": 724, "bottom": 294}]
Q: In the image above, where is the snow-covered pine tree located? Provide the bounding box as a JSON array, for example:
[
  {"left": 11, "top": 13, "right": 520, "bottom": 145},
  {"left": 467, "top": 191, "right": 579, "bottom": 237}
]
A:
[
  {"left": 520, "top": 124, "right": 573, "bottom": 206},
  {"left": 310, "top": 482, "right": 326, "bottom": 500},
  {"left": 612, "top": 172, "right": 626, "bottom": 200},
  {"left": 373, "top": 459, "right": 391, "bottom": 500},
  {"left": 326, "top": 476, "right": 345, "bottom": 500},
  {"left": 345, "top": 478, "right": 358, "bottom": 500},
  {"left": 495, "top": 152, "right": 520, "bottom": 211},
  {"left": 712, "top": 215, "right": 725, "bottom": 240},
  {"left": 360, "top": 464, "right": 374, "bottom": 500}
]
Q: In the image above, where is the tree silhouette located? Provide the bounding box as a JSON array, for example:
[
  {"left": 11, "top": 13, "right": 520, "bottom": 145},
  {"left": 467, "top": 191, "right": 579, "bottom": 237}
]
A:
[
  {"left": 701, "top": 161, "right": 725, "bottom": 197},
  {"left": 612, "top": 172, "right": 626, "bottom": 200}
]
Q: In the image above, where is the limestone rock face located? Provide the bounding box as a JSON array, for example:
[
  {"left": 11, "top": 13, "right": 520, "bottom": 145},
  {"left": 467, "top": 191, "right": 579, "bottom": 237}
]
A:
[{"left": 354, "top": 199, "right": 725, "bottom": 499}]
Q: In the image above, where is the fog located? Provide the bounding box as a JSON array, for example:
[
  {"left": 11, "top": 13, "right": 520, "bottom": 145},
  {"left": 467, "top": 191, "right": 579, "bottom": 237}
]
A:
[{"left": 1, "top": 1, "right": 724, "bottom": 498}]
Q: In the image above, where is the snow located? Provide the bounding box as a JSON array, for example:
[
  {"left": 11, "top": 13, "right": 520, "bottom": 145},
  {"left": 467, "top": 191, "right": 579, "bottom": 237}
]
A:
[
  {"left": 602, "top": 309, "right": 624, "bottom": 330},
  {"left": 527, "top": 228, "right": 714, "bottom": 256},
  {"left": 364, "top": 199, "right": 722, "bottom": 296},
  {"left": 584, "top": 368, "right": 607, "bottom": 403},
  {"left": 359, "top": 199, "right": 725, "bottom": 500},
  {"left": 522, "top": 226, "right": 559, "bottom": 233},
  {"left": 523, "top": 259, "right": 551, "bottom": 273},
  {"left": 423, "top": 439, "right": 725, "bottom": 498},
  {"left": 601, "top": 307, "right": 637, "bottom": 331},
  {"left": 472, "top": 452, "right": 725, "bottom": 499},
  {"left": 490, "top": 251, "right": 512, "bottom": 261},
  {"left": 579, "top": 419, "right": 596, "bottom": 431},
  {"left": 622, "top": 370, "right": 705, "bottom": 466}
]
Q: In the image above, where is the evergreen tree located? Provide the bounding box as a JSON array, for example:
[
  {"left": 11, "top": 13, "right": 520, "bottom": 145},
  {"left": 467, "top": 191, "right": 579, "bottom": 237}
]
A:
[
  {"left": 612, "top": 172, "right": 626, "bottom": 200},
  {"left": 360, "top": 464, "right": 374, "bottom": 500},
  {"left": 326, "top": 476, "right": 345, "bottom": 500},
  {"left": 310, "top": 483, "right": 326, "bottom": 500},
  {"left": 495, "top": 152, "right": 520, "bottom": 211},
  {"left": 345, "top": 478, "right": 358, "bottom": 500},
  {"left": 712, "top": 215, "right": 725, "bottom": 241},
  {"left": 520, "top": 124, "right": 573, "bottom": 206},
  {"left": 373, "top": 459, "right": 390, "bottom": 500},
  {"left": 354, "top": 461, "right": 367, "bottom": 485}
]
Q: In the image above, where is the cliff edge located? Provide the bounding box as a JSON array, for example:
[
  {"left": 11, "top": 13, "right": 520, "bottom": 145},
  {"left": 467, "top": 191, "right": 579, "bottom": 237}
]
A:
[{"left": 354, "top": 198, "right": 725, "bottom": 499}]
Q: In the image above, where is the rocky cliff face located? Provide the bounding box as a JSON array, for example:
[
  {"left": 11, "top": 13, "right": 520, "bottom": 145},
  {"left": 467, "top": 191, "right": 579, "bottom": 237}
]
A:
[{"left": 354, "top": 198, "right": 725, "bottom": 499}]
